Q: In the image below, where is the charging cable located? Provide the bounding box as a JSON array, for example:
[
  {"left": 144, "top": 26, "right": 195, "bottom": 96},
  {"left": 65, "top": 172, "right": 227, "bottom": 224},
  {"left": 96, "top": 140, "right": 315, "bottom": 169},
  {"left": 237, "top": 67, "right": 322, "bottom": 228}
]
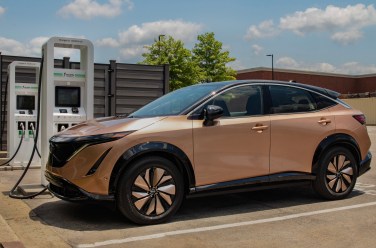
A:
[{"left": 29, "top": 122, "right": 41, "bottom": 158}]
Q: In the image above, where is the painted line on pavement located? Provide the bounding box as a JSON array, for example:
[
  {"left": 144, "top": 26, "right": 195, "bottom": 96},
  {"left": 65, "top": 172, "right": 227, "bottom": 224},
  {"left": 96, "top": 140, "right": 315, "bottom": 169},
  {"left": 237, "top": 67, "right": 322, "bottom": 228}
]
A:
[{"left": 76, "top": 201, "right": 376, "bottom": 248}]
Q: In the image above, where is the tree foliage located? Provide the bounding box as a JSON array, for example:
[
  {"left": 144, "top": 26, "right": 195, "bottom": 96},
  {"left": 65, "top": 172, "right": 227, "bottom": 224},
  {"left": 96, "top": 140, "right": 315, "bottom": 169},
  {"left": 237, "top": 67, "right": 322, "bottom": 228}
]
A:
[
  {"left": 141, "top": 36, "right": 203, "bottom": 91},
  {"left": 193, "top": 32, "right": 236, "bottom": 83},
  {"left": 141, "top": 32, "right": 236, "bottom": 90}
]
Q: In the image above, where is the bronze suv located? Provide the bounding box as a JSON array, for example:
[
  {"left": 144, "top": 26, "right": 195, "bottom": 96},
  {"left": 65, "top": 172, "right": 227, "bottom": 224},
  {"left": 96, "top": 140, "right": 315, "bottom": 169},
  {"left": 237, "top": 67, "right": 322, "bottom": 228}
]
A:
[{"left": 45, "top": 80, "right": 372, "bottom": 224}]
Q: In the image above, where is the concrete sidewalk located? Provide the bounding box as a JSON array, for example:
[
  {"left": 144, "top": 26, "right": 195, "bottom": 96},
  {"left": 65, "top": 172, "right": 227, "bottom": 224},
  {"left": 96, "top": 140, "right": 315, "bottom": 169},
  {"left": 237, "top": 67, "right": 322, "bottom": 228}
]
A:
[{"left": 0, "top": 169, "right": 70, "bottom": 248}]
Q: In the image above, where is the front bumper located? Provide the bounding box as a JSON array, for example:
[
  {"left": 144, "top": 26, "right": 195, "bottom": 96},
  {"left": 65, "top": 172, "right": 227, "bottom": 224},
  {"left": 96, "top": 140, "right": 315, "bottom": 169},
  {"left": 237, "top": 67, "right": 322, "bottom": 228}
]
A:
[
  {"left": 45, "top": 171, "right": 114, "bottom": 202},
  {"left": 359, "top": 151, "right": 372, "bottom": 176}
]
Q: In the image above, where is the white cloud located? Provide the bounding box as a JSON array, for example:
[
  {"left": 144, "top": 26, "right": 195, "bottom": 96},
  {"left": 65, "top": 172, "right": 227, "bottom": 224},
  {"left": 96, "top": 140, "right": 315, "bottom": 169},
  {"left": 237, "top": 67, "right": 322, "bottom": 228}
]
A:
[
  {"left": 0, "top": 36, "right": 84, "bottom": 60},
  {"left": 251, "top": 44, "right": 264, "bottom": 55},
  {"left": 331, "top": 30, "right": 363, "bottom": 45},
  {"left": 0, "top": 37, "right": 25, "bottom": 55},
  {"left": 276, "top": 56, "right": 376, "bottom": 75},
  {"left": 97, "top": 19, "right": 203, "bottom": 59},
  {"left": 246, "top": 4, "right": 376, "bottom": 45},
  {"left": 0, "top": 6, "right": 5, "bottom": 15},
  {"left": 120, "top": 46, "right": 148, "bottom": 59},
  {"left": 245, "top": 20, "right": 279, "bottom": 40},
  {"left": 118, "top": 20, "right": 202, "bottom": 45},
  {"left": 228, "top": 60, "right": 247, "bottom": 70},
  {"left": 96, "top": 38, "right": 120, "bottom": 48},
  {"left": 58, "top": 0, "right": 133, "bottom": 20},
  {"left": 280, "top": 4, "right": 376, "bottom": 35}
]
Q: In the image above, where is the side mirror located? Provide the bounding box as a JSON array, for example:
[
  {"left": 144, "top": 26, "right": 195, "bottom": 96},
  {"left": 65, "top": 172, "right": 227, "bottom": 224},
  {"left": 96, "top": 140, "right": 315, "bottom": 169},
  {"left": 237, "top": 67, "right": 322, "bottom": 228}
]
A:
[{"left": 204, "top": 105, "right": 223, "bottom": 122}]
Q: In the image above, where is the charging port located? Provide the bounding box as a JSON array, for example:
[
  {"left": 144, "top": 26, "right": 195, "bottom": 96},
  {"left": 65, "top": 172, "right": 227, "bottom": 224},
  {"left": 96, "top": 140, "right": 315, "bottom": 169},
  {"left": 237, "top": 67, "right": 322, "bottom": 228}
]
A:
[
  {"left": 57, "top": 124, "right": 69, "bottom": 132},
  {"left": 28, "top": 121, "right": 36, "bottom": 138},
  {"left": 17, "top": 121, "right": 26, "bottom": 137}
]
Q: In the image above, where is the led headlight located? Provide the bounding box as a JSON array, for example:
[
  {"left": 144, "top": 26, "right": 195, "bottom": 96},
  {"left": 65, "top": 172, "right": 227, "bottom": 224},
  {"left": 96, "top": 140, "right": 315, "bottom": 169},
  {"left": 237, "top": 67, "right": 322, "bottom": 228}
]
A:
[{"left": 50, "top": 131, "right": 135, "bottom": 144}]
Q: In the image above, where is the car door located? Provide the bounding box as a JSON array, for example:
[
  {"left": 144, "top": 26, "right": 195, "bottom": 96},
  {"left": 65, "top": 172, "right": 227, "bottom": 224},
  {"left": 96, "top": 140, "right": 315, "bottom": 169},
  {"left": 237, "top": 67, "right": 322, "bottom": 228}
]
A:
[
  {"left": 192, "top": 84, "right": 270, "bottom": 186},
  {"left": 267, "top": 85, "right": 336, "bottom": 175}
]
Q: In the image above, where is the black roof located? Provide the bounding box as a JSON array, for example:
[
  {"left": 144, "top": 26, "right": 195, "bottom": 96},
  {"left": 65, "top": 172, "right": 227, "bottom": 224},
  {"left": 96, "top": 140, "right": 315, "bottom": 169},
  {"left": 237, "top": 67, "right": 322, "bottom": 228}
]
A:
[{"left": 205, "top": 80, "right": 340, "bottom": 99}]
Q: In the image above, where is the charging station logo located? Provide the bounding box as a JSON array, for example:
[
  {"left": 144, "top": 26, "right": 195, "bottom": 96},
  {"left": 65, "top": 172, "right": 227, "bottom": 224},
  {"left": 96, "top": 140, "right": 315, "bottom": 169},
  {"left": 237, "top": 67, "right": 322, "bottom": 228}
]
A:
[{"left": 54, "top": 72, "right": 85, "bottom": 79}]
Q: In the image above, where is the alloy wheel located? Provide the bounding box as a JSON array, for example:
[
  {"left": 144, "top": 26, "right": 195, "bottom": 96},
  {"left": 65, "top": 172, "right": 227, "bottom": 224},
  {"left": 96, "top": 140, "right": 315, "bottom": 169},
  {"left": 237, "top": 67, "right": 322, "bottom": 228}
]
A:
[
  {"left": 131, "top": 167, "right": 176, "bottom": 216},
  {"left": 326, "top": 154, "right": 354, "bottom": 193}
]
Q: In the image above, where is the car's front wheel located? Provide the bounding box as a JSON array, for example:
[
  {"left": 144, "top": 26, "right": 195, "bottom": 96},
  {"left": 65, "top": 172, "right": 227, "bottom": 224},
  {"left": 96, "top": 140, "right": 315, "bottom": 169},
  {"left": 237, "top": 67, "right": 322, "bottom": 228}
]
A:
[
  {"left": 313, "top": 147, "right": 358, "bottom": 200},
  {"left": 117, "top": 156, "right": 184, "bottom": 225}
]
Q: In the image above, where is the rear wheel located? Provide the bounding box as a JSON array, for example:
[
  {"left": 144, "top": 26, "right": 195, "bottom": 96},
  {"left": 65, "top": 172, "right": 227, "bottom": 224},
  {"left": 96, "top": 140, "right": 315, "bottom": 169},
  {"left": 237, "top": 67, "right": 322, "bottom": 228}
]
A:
[
  {"left": 117, "top": 156, "right": 184, "bottom": 225},
  {"left": 313, "top": 147, "right": 358, "bottom": 200}
]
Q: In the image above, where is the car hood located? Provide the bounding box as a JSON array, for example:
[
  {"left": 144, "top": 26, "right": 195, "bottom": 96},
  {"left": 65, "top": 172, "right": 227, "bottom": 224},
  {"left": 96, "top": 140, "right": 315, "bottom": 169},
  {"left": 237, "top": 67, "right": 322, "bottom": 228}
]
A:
[{"left": 58, "top": 116, "right": 166, "bottom": 137}]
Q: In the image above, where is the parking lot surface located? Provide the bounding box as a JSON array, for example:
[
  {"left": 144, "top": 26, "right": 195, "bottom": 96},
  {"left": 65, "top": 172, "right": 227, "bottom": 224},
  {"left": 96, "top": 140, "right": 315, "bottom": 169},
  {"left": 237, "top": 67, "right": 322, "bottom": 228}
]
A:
[{"left": 1, "top": 127, "right": 376, "bottom": 248}]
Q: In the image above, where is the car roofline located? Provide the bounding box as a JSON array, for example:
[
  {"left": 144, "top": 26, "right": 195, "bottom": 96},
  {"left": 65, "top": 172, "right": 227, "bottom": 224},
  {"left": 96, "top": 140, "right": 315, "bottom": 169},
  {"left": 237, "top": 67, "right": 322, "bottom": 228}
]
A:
[{"left": 210, "top": 80, "right": 340, "bottom": 99}]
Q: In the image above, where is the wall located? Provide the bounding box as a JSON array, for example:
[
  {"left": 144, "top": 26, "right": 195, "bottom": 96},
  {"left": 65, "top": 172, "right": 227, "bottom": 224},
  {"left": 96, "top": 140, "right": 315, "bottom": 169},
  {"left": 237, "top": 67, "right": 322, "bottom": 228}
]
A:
[
  {"left": 237, "top": 68, "right": 375, "bottom": 94},
  {"left": 342, "top": 98, "right": 376, "bottom": 125}
]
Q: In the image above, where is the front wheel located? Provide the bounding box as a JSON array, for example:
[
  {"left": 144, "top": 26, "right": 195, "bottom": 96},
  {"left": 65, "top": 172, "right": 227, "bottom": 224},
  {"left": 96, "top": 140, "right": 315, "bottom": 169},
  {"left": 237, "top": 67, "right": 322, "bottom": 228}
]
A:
[
  {"left": 117, "top": 156, "right": 184, "bottom": 225},
  {"left": 313, "top": 147, "right": 358, "bottom": 200}
]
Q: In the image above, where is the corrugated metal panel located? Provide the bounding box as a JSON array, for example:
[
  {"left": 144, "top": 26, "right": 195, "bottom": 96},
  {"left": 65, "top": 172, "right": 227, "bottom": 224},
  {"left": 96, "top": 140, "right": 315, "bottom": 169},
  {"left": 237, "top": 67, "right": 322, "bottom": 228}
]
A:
[
  {"left": 114, "top": 63, "right": 166, "bottom": 115},
  {"left": 342, "top": 98, "right": 376, "bottom": 125}
]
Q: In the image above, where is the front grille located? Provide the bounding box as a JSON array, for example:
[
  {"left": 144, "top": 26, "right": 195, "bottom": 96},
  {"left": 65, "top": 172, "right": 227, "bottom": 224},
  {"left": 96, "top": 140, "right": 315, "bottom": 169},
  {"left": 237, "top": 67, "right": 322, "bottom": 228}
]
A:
[{"left": 49, "top": 142, "right": 83, "bottom": 168}]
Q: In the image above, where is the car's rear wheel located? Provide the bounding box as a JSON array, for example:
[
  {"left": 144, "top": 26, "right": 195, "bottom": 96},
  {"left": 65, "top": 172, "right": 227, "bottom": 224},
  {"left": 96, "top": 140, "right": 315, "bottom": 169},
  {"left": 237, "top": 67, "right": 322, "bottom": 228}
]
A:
[
  {"left": 313, "top": 147, "right": 358, "bottom": 200},
  {"left": 117, "top": 156, "right": 184, "bottom": 225}
]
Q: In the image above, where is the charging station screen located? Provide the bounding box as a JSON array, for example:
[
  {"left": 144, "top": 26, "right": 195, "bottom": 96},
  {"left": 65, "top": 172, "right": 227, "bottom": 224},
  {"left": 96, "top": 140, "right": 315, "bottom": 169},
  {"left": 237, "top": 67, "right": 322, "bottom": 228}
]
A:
[
  {"left": 16, "top": 95, "right": 35, "bottom": 110},
  {"left": 55, "top": 86, "right": 80, "bottom": 107}
]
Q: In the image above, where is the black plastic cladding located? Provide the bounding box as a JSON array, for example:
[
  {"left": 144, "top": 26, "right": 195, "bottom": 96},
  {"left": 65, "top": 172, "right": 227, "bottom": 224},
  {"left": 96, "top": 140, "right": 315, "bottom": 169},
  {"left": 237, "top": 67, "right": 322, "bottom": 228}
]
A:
[
  {"left": 312, "top": 133, "right": 361, "bottom": 174},
  {"left": 110, "top": 142, "right": 195, "bottom": 194}
]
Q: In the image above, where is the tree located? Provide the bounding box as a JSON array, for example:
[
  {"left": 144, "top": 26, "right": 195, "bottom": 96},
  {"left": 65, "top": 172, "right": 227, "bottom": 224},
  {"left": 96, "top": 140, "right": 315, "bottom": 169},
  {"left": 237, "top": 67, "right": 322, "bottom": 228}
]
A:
[
  {"left": 192, "top": 32, "right": 236, "bottom": 83},
  {"left": 141, "top": 36, "right": 203, "bottom": 91}
]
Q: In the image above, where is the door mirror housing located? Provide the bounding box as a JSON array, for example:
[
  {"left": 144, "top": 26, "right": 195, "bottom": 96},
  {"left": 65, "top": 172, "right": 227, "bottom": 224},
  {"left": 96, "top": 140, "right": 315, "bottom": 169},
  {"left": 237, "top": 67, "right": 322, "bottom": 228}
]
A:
[{"left": 205, "top": 105, "right": 223, "bottom": 122}]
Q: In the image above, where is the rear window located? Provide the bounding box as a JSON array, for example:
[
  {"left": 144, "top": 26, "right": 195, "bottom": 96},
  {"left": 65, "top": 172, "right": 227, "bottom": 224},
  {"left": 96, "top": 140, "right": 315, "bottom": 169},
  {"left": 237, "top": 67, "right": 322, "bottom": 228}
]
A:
[
  {"left": 268, "top": 85, "right": 316, "bottom": 114},
  {"left": 311, "top": 92, "right": 338, "bottom": 110}
]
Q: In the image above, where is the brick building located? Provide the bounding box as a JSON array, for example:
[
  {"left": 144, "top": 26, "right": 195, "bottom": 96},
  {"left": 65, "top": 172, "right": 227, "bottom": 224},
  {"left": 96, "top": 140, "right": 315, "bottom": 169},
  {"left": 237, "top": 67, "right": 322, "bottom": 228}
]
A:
[{"left": 236, "top": 67, "right": 376, "bottom": 95}]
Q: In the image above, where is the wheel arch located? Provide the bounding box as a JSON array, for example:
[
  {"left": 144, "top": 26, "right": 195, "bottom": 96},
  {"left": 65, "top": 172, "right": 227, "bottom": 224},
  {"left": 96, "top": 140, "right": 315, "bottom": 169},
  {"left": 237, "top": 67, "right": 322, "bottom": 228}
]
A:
[
  {"left": 312, "top": 133, "right": 361, "bottom": 175},
  {"left": 109, "top": 142, "right": 195, "bottom": 194}
]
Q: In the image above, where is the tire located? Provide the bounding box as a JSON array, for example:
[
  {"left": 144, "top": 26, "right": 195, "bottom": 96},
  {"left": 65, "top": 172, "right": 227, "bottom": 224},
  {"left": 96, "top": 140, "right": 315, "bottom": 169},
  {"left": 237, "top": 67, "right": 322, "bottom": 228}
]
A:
[
  {"left": 313, "top": 146, "right": 358, "bottom": 200},
  {"left": 117, "top": 156, "right": 184, "bottom": 225}
]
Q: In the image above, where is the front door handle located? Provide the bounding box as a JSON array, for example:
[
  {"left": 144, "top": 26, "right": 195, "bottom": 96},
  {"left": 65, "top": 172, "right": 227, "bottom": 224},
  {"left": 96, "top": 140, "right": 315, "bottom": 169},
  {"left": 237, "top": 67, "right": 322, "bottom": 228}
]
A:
[
  {"left": 252, "top": 124, "right": 268, "bottom": 133},
  {"left": 318, "top": 118, "right": 331, "bottom": 125}
]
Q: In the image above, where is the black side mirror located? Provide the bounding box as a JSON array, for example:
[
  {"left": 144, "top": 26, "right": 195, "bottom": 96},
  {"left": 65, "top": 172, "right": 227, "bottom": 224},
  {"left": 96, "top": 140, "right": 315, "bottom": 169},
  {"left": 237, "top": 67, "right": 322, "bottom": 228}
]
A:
[{"left": 204, "top": 105, "right": 223, "bottom": 122}]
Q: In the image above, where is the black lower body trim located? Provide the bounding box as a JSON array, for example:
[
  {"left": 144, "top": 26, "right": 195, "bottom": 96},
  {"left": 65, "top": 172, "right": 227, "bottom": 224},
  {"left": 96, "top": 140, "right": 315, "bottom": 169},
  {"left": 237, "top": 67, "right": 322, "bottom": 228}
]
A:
[
  {"left": 359, "top": 151, "right": 372, "bottom": 176},
  {"left": 45, "top": 171, "right": 114, "bottom": 202},
  {"left": 189, "top": 172, "right": 315, "bottom": 197}
]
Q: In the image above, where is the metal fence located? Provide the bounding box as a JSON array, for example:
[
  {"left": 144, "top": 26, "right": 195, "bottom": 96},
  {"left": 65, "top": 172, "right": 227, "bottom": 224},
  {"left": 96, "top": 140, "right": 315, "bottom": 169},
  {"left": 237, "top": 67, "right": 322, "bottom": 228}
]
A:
[{"left": 0, "top": 53, "right": 169, "bottom": 151}]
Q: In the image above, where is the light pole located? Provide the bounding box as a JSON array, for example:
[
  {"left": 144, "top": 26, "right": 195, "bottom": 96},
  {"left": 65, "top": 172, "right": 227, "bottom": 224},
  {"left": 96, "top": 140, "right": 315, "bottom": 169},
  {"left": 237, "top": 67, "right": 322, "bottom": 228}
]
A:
[
  {"left": 158, "top": 34, "right": 165, "bottom": 42},
  {"left": 158, "top": 35, "right": 165, "bottom": 64},
  {"left": 266, "top": 54, "right": 274, "bottom": 80}
]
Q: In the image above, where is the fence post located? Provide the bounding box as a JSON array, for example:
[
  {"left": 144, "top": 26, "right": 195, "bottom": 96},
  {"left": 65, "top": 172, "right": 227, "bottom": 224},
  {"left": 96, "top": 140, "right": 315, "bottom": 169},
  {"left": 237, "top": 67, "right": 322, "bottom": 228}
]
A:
[
  {"left": 163, "top": 64, "right": 170, "bottom": 94},
  {"left": 108, "top": 60, "right": 116, "bottom": 116},
  {"left": 0, "top": 52, "right": 3, "bottom": 150},
  {"left": 63, "top": 57, "right": 70, "bottom": 69}
]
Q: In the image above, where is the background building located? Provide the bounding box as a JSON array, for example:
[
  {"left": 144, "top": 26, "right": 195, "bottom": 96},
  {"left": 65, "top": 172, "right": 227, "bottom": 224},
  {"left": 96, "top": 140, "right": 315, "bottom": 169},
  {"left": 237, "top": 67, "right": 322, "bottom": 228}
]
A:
[{"left": 237, "top": 67, "right": 376, "bottom": 96}]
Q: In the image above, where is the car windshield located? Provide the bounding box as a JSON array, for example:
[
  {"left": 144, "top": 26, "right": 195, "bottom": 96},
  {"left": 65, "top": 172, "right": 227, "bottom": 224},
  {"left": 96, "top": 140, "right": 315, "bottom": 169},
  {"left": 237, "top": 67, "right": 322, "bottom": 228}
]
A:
[{"left": 130, "top": 83, "right": 229, "bottom": 117}]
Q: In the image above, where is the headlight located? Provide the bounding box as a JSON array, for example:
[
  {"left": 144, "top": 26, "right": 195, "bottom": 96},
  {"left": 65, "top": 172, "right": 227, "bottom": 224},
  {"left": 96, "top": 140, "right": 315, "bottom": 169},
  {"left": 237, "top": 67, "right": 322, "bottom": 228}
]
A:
[{"left": 50, "top": 131, "right": 135, "bottom": 144}]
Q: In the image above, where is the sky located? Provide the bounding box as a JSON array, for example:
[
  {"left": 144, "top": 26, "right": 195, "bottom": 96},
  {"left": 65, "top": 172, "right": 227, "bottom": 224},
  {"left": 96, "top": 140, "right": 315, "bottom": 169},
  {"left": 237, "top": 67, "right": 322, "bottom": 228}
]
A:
[{"left": 0, "top": 0, "right": 376, "bottom": 75}]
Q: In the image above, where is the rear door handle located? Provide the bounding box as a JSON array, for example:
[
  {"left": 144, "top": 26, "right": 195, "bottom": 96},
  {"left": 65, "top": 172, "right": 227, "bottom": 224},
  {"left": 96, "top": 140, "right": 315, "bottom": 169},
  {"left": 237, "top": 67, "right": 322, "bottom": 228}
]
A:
[
  {"left": 252, "top": 124, "right": 268, "bottom": 133},
  {"left": 317, "top": 118, "right": 331, "bottom": 125}
]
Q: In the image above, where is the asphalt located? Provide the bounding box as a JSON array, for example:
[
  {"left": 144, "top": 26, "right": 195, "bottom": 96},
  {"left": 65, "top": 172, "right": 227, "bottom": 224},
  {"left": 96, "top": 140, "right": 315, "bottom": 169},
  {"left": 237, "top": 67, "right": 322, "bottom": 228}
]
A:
[{"left": 0, "top": 127, "right": 376, "bottom": 248}]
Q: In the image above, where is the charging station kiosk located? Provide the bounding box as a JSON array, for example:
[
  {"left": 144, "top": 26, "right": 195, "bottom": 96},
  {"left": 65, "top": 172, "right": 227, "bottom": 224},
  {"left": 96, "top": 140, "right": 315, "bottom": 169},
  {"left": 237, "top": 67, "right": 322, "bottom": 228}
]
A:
[
  {"left": 40, "top": 37, "right": 94, "bottom": 185},
  {"left": 7, "top": 61, "right": 41, "bottom": 167}
]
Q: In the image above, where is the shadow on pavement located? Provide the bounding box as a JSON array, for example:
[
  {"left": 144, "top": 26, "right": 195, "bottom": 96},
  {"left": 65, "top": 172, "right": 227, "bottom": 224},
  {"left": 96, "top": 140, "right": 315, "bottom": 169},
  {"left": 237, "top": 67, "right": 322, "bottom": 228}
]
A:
[{"left": 28, "top": 185, "right": 364, "bottom": 231}]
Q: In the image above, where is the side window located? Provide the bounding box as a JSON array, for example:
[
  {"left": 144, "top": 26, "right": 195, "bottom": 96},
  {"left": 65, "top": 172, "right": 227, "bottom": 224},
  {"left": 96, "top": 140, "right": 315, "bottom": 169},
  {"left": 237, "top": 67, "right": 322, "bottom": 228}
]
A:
[
  {"left": 207, "top": 85, "right": 263, "bottom": 117},
  {"left": 268, "top": 85, "right": 316, "bottom": 114},
  {"left": 311, "top": 92, "right": 337, "bottom": 110}
]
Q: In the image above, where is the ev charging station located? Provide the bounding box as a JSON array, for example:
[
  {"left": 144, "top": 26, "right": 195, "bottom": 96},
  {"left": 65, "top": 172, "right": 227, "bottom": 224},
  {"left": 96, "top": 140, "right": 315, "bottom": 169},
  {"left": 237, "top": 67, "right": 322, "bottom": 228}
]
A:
[
  {"left": 7, "top": 61, "right": 41, "bottom": 167},
  {"left": 40, "top": 37, "right": 94, "bottom": 185}
]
